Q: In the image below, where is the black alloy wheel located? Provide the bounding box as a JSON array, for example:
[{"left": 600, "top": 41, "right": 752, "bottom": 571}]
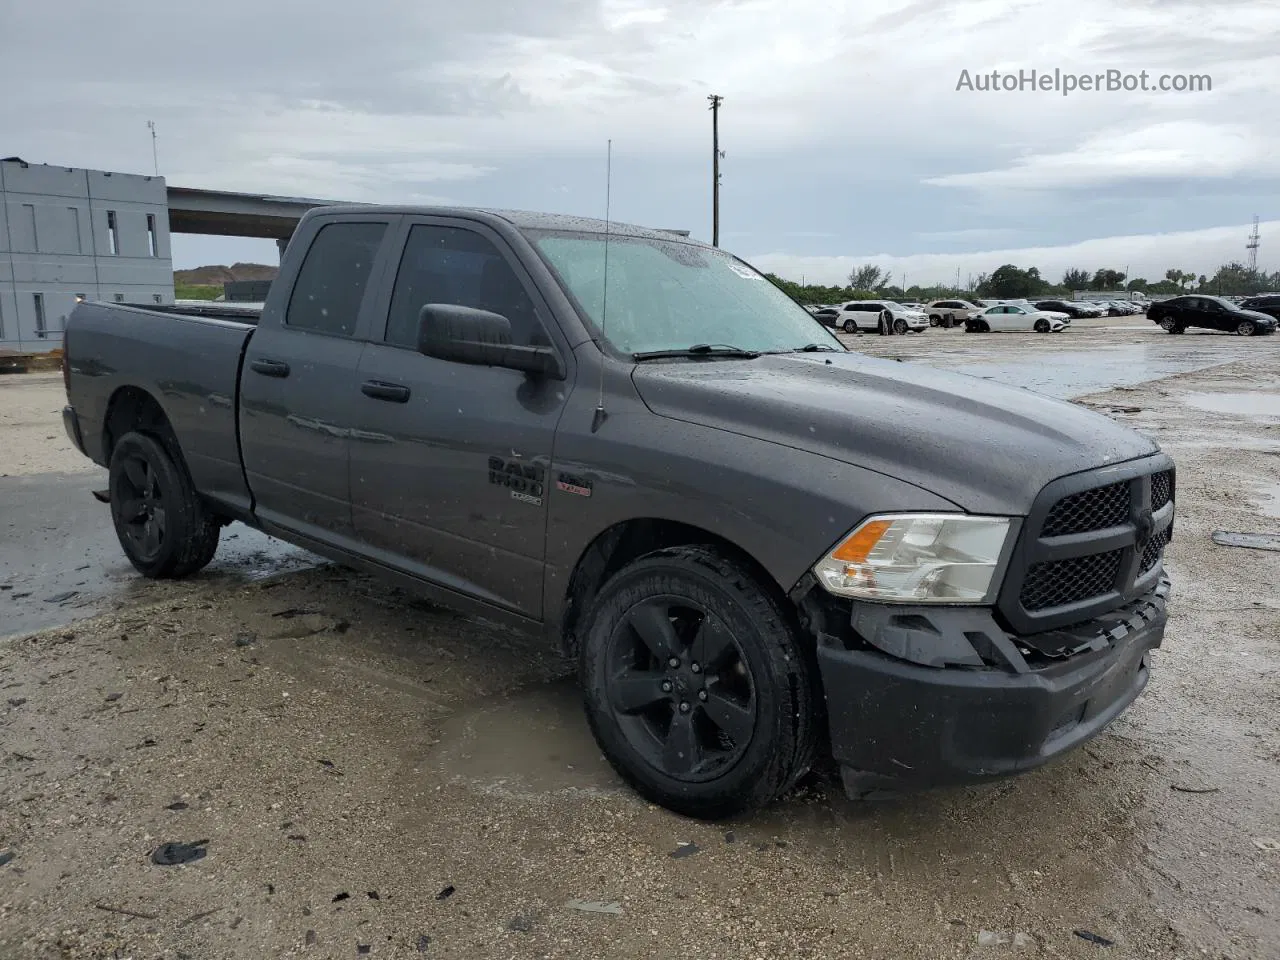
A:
[
  {"left": 108, "top": 431, "right": 221, "bottom": 578},
  {"left": 603, "top": 597, "right": 756, "bottom": 782},
  {"left": 115, "top": 452, "right": 167, "bottom": 563},
  {"left": 892, "top": 318, "right": 909, "bottom": 335},
  {"left": 579, "top": 545, "right": 819, "bottom": 818}
]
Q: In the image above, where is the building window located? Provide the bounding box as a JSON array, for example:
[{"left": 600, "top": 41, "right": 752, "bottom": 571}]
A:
[
  {"left": 23, "top": 204, "right": 38, "bottom": 251},
  {"left": 107, "top": 210, "right": 120, "bottom": 255},
  {"left": 147, "top": 214, "right": 159, "bottom": 257},
  {"left": 33, "top": 293, "right": 47, "bottom": 338},
  {"left": 69, "top": 207, "right": 83, "bottom": 253}
]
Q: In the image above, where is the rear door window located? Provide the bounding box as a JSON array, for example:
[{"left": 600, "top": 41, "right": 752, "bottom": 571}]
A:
[{"left": 286, "top": 222, "right": 388, "bottom": 337}]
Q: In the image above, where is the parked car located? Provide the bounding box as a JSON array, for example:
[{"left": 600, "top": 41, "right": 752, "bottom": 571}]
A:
[
  {"left": 1035, "top": 299, "right": 1095, "bottom": 320},
  {"left": 1147, "top": 295, "right": 1278, "bottom": 336},
  {"left": 833, "top": 300, "right": 928, "bottom": 335},
  {"left": 925, "top": 299, "right": 981, "bottom": 328},
  {"left": 1239, "top": 294, "right": 1280, "bottom": 321},
  {"left": 811, "top": 306, "right": 842, "bottom": 329},
  {"left": 967, "top": 303, "right": 1068, "bottom": 333},
  {"left": 61, "top": 203, "right": 1174, "bottom": 818}
]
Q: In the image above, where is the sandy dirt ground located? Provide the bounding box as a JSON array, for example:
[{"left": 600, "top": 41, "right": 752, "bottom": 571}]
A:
[{"left": 1, "top": 325, "right": 1278, "bottom": 959}]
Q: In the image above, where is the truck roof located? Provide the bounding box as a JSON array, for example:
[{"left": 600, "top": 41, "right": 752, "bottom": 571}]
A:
[{"left": 313, "top": 204, "right": 696, "bottom": 243}]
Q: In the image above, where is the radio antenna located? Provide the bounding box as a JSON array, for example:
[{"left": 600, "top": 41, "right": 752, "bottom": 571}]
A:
[{"left": 592, "top": 138, "right": 612, "bottom": 433}]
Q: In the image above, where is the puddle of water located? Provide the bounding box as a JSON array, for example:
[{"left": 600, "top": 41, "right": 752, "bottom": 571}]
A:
[
  {"left": 1255, "top": 482, "right": 1280, "bottom": 519},
  {"left": 430, "top": 677, "right": 621, "bottom": 798},
  {"left": 935, "top": 346, "right": 1244, "bottom": 399},
  {"left": 1179, "top": 392, "right": 1280, "bottom": 422}
]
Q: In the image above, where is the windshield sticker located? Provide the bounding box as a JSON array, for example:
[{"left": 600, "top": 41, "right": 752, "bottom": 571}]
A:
[{"left": 726, "top": 262, "right": 762, "bottom": 279}]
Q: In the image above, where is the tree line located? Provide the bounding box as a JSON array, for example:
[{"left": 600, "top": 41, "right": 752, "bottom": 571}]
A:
[{"left": 764, "top": 261, "right": 1280, "bottom": 304}]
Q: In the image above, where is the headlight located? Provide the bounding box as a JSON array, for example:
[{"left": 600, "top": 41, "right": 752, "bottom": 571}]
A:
[{"left": 812, "top": 514, "right": 1012, "bottom": 604}]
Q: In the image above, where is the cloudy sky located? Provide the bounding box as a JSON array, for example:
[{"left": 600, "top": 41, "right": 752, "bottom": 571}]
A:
[{"left": 3, "top": 0, "right": 1277, "bottom": 284}]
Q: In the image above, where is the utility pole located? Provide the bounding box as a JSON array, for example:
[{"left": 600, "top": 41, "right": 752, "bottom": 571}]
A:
[
  {"left": 708, "top": 94, "right": 723, "bottom": 247},
  {"left": 146, "top": 121, "right": 158, "bottom": 176},
  {"left": 1247, "top": 215, "right": 1260, "bottom": 273}
]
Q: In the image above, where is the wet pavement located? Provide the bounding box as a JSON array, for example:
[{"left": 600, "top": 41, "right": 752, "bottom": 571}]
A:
[
  {"left": 2, "top": 327, "right": 1279, "bottom": 959},
  {"left": 0, "top": 470, "right": 315, "bottom": 636}
]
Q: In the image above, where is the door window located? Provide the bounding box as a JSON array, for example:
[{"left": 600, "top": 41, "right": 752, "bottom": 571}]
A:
[
  {"left": 385, "top": 224, "right": 546, "bottom": 348},
  {"left": 285, "top": 222, "right": 388, "bottom": 337}
]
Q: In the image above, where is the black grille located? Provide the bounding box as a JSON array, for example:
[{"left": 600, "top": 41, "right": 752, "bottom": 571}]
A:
[
  {"left": 1041, "top": 481, "right": 1131, "bottom": 537},
  {"left": 1151, "top": 470, "right": 1173, "bottom": 511},
  {"left": 1020, "top": 550, "right": 1124, "bottom": 611},
  {"left": 1141, "top": 526, "right": 1170, "bottom": 572}
]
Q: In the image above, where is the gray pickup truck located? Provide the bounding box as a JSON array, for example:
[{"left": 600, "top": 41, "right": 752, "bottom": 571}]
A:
[{"left": 62, "top": 205, "right": 1175, "bottom": 818}]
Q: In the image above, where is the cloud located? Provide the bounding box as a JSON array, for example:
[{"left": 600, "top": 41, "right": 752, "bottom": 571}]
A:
[
  {"left": 925, "top": 122, "right": 1273, "bottom": 190},
  {"left": 1, "top": 0, "right": 1275, "bottom": 268},
  {"left": 749, "top": 219, "right": 1280, "bottom": 287}
]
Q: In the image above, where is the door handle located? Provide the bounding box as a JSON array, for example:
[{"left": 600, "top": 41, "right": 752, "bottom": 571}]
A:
[
  {"left": 361, "top": 380, "right": 411, "bottom": 403},
  {"left": 250, "top": 358, "right": 290, "bottom": 378}
]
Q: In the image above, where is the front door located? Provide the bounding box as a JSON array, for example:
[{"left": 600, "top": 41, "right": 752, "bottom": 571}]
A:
[
  {"left": 239, "top": 216, "right": 397, "bottom": 540},
  {"left": 349, "top": 218, "right": 573, "bottom": 617}
]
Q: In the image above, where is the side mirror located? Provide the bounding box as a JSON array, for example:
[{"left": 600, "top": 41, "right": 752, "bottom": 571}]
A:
[{"left": 417, "top": 304, "right": 562, "bottom": 378}]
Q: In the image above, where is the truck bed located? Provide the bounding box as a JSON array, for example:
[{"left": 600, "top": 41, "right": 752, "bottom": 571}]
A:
[{"left": 63, "top": 300, "right": 259, "bottom": 517}]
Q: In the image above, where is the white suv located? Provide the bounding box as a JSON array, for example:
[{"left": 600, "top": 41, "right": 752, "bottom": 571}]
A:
[
  {"left": 925, "top": 299, "right": 981, "bottom": 328},
  {"left": 834, "top": 300, "right": 930, "bottom": 335}
]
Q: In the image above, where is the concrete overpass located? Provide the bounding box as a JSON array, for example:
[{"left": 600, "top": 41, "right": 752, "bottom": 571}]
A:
[
  {"left": 165, "top": 186, "right": 354, "bottom": 255},
  {"left": 165, "top": 186, "right": 690, "bottom": 254}
]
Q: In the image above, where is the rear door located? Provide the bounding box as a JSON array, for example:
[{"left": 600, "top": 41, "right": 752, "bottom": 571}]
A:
[
  {"left": 986, "top": 306, "right": 1011, "bottom": 331},
  {"left": 239, "top": 215, "right": 398, "bottom": 540},
  {"left": 348, "top": 216, "right": 573, "bottom": 617}
]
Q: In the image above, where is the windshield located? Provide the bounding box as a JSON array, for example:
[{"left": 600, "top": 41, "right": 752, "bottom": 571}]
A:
[{"left": 526, "top": 230, "right": 844, "bottom": 355}]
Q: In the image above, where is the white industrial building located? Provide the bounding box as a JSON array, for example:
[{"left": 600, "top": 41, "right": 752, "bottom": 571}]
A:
[{"left": 1, "top": 159, "right": 175, "bottom": 357}]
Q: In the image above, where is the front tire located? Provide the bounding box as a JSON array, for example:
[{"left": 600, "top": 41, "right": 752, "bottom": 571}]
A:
[
  {"left": 1237, "top": 320, "right": 1257, "bottom": 336},
  {"left": 892, "top": 318, "right": 909, "bottom": 335},
  {"left": 1034, "top": 318, "right": 1050, "bottom": 333},
  {"left": 108, "top": 431, "right": 220, "bottom": 579},
  {"left": 579, "top": 545, "right": 820, "bottom": 819},
  {"left": 929, "top": 315, "right": 941, "bottom": 327},
  {"left": 842, "top": 318, "right": 857, "bottom": 333}
]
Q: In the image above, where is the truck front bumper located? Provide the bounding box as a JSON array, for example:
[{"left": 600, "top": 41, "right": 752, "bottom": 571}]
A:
[{"left": 815, "top": 579, "right": 1168, "bottom": 795}]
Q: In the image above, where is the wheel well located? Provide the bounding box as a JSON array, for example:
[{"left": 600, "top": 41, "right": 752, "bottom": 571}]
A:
[
  {"left": 557, "top": 518, "right": 785, "bottom": 659},
  {"left": 103, "top": 386, "right": 175, "bottom": 462}
]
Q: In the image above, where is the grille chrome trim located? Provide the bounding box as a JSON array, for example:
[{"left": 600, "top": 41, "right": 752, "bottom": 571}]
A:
[{"left": 998, "top": 454, "right": 1175, "bottom": 634}]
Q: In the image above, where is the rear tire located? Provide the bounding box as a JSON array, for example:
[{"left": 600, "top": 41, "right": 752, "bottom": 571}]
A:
[
  {"left": 579, "top": 545, "right": 820, "bottom": 819},
  {"left": 108, "top": 431, "right": 220, "bottom": 579}
]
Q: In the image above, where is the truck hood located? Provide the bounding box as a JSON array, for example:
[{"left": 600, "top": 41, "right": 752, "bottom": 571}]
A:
[{"left": 631, "top": 352, "right": 1159, "bottom": 515}]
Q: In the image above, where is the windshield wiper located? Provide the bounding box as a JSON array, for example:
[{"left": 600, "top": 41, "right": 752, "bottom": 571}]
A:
[
  {"left": 632, "top": 343, "right": 762, "bottom": 361},
  {"left": 791, "top": 343, "right": 840, "bottom": 352}
]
